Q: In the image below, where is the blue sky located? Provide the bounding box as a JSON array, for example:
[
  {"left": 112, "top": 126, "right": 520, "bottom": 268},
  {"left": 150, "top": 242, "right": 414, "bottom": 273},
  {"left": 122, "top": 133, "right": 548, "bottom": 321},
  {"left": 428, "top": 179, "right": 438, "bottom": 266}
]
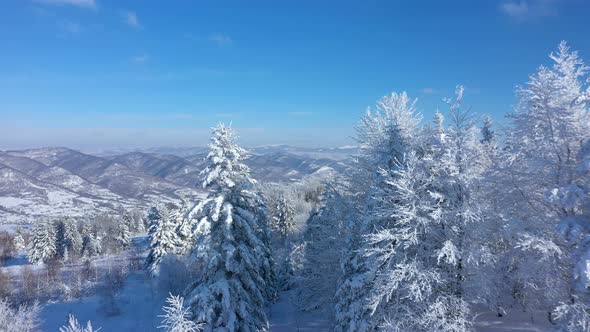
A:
[{"left": 1, "top": 0, "right": 589, "bottom": 150}]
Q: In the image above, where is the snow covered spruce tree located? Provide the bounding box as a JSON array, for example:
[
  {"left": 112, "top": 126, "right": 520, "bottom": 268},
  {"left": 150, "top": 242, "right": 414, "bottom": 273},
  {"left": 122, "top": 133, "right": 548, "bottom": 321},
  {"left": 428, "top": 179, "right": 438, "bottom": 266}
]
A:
[
  {"left": 170, "top": 201, "right": 194, "bottom": 255},
  {"left": 56, "top": 218, "right": 83, "bottom": 261},
  {"left": 116, "top": 220, "right": 132, "bottom": 250},
  {"left": 147, "top": 206, "right": 162, "bottom": 234},
  {"left": 146, "top": 204, "right": 180, "bottom": 276},
  {"left": 14, "top": 227, "right": 26, "bottom": 252},
  {"left": 272, "top": 193, "right": 295, "bottom": 243},
  {"left": 335, "top": 91, "right": 422, "bottom": 332},
  {"left": 80, "top": 222, "right": 102, "bottom": 258},
  {"left": 480, "top": 115, "right": 495, "bottom": 144},
  {"left": 28, "top": 219, "right": 57, "bottom": 264},
  {"left": 186, "top": 123, "right": 276, "bottom": 331}
]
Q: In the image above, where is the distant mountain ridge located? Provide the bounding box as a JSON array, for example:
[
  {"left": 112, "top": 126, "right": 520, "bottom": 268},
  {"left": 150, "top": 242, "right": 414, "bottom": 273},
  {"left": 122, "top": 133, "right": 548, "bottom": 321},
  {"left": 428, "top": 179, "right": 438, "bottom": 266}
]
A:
[
  {"left": 94, "top": 144, "right": 357, "bottom": 160},
  {"left": 0, "top": 146, "right": 351, "bottom": 224}
]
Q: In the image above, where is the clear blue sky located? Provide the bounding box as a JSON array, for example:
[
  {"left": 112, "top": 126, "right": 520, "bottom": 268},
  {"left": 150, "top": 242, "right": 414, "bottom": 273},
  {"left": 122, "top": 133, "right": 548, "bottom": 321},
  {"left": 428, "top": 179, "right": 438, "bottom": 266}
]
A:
[{"left": 1, "top": 0, "right": 589, "bottom": 150}]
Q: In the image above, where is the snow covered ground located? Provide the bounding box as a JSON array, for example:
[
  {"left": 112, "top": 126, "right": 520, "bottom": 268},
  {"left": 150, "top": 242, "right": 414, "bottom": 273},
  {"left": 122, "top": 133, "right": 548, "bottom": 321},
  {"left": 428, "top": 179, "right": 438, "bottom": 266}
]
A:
[
  {"left": 1, "top": 229, "right": 554, "bottom": 331},
  {"left": 41, "top": 272, "right": 167, "bottom": 331},
  {"left": 267, "top": 292, "right": 553, "bottom": 332},
  {"left": 269, "top": 291, "right": 332, "bottom": 331},
  {"left": 37, "top": 279, "right": 554, "bottom": 331},
  {"left": 0, "top": 225, "right": 556, "bottom": 332},
  {"left": 474, "top": 311, "right": 552, "bottom": 332}
]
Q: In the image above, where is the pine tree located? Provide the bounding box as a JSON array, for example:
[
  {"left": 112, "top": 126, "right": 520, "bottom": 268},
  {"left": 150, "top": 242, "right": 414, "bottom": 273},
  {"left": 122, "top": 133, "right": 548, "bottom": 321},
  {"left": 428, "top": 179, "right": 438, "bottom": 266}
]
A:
[
  {"left": 121, "top": 213, "right": 136, "bottom": 235},
  {"left": 480, "top": 115, "right": 495, "bottom": 144},
  {"left": 81, "top": 222, "right": 101, "bottom": 258},
  {"left": 28, "top": 219, "right": 57, "bottom": 264},
  {"left": 126, "top": 210, "right": 146, "bottom": 234},
  {"left": 145, "top": 205, "right": 179, "bottom": 276},
  {"left": 186, "top": 124, "right": 276, "bottom": 331},
  {"left": 272, "top": 194, "right": 295, "bottom": 243},
  {"left": 173, "top": 202, "right": 193, "bottom": 255},
  {"left": 147, "top": 207, "right": 161, "bottom": 234},
  {"left": 14, "top": 227, "right": 26, "bottom": 252},
  {"left": 432, "top": 110, "right": 446, "bottom": 146},
  {"left": 116, "top": 220, "right": 132, "bottom": 250},
  {"left": 67, "top": 219, "right": 82, "bottom": 255},
  {"left": 56, "top": 218, "right": 82, "bottom": 261},
  {"left": 55, "top": 220, "right": 67, "bottom": 260}
]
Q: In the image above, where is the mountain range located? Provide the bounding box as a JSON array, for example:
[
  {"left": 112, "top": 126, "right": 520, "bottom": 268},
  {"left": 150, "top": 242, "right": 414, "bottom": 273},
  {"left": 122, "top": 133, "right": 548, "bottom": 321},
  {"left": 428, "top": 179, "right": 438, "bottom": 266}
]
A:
[{"left": 0, "top": 146, "right": 352, "bottom": 224}]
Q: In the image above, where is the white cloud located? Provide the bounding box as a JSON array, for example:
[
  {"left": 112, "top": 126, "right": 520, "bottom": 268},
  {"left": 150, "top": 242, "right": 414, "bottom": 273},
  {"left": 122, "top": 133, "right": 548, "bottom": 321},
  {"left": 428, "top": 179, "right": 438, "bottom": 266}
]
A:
[
  {"left": 421, "top": 87, "right": 441, "bottom": 94},
  {"left": 209, "top": 33, "right": 233, "bottom": 47},
  {"left": 123, "top": 11, "right": 141, "bottom": 29},
  {"left": 131, "top": 54, "right": 149, "bottom": 64},
  {"left": 500, "top": 0, "right": 558, "bottom": 20},
  {"left": 33, "top": 0, "right": 97, "bottom": 10},
  {"left": 59, "top": 21, "right": 82, "bottom": 35},
  {"left": 501, "top": 1, "right": 529, "bottom": 17}
]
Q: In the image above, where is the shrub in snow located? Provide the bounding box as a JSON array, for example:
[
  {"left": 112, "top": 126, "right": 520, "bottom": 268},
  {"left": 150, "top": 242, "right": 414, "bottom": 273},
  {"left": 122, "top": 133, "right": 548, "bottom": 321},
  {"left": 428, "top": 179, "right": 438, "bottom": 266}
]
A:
[
  {"left": 159, "top": 293, "right": 203, "bottom": 332},
  {"left": 553, "top": 301, "right": 590, "bottom": 332},
  {"left": 59, "top": 314, "right": 99, "bottom": 332},
  {"left": 0, "top": 268, "right": 11, "bottom": 299},
  {"left": 0, "top": 232, "right": 16, "bottom": 264},
  {"left": 0, "top": 299, "right": 40, "bottom": 332}
]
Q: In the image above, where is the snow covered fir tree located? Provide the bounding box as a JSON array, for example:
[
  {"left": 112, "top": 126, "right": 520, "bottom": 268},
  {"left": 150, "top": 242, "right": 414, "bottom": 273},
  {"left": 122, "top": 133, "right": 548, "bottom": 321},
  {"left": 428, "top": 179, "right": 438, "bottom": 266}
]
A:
[
  {"left": 185, "top": 123, "right": 277, "bottom": 331},
  {"left": 272, "top": 194, "right": 295, "bottom": 243},
  {"left": 145, "top": 204, "right": 180, "bottom": 276}
]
